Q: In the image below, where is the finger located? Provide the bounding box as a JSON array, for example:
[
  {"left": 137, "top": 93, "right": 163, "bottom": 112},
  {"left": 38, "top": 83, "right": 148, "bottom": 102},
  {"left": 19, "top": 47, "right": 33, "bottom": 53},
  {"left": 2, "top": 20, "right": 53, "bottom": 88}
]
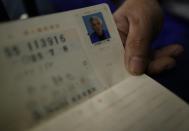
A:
[
  {"left": 154, "top": 44, "right": 184, "bottom": 58},
  {"left": 114, "top": 14, "right": 129, "bottom": 45},
  {"left": 148, "top": 57, "right": 176, "bottom": 75},
  {"left": 125, "top": 13, "right": 154, "bottom": 75},
  {"left": 119, "top": 30, "right": 128, "bottom": 46}
]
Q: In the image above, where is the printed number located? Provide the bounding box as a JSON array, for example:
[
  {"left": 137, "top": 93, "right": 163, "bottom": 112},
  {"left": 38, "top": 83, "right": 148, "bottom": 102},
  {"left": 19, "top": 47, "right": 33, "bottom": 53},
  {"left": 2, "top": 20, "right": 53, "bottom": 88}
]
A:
[
  {"left": 54, "top": 36, "right": 59, "bottom": 44},
  {"left": 4, "top": 46, "right": 20, "bottom": 58},
  {"left": 59, "top": 34, "right": 66, "bottom": 43},
  {"left": 27, "top": 34, "right": 66, "bottom": 52},
  {"left": 48, "top": 49, "right": 54, "bottom": 56},
  {"left": 30, "top": 52, "right": 43, "bottom": 62},
  {"left": 47, "top": 37, "right": 54, "bottom": 46},
  {"left": 40, "top": 38, "right": 47, "bottom": 48}
]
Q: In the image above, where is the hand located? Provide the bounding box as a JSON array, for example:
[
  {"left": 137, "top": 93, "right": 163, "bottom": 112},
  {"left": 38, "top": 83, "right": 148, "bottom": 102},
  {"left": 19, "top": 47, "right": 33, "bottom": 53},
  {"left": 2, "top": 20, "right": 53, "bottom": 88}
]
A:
[{"left": 114, "top": 0, "right": 184, "bottom": 75}]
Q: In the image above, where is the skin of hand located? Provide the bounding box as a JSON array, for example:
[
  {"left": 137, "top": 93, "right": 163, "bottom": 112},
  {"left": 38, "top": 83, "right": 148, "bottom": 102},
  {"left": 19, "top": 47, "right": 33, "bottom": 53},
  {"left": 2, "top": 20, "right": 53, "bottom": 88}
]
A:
[{"left": 114, "top": 0, "right": 184, "bottom": 75}]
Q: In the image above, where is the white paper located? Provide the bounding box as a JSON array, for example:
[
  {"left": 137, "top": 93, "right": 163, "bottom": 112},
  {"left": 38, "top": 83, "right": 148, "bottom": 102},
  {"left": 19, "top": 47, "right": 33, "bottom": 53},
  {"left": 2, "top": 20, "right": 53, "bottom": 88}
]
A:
[
  {"left": 0, "top": 4, "right": 128, "bottom": 131},
  {"left": 30, "top": 75, "right": 189, "bottom": 131}
]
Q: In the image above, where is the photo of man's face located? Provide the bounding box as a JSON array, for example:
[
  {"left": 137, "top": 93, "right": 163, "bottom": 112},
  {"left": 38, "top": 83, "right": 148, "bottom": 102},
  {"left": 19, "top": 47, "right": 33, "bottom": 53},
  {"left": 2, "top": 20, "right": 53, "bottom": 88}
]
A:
[
  {"left": 83, "top": 12, "right": 110, "bottom": 44},
  {"left": 90, "top": 16, "right": 103, "bottom": 36}
]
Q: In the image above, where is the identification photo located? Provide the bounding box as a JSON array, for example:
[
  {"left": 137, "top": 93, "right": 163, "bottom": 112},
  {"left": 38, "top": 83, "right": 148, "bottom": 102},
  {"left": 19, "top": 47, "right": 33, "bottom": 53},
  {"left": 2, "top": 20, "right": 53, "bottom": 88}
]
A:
[{"left": 83, "top": 12, "right": 110, "bottom": 44}]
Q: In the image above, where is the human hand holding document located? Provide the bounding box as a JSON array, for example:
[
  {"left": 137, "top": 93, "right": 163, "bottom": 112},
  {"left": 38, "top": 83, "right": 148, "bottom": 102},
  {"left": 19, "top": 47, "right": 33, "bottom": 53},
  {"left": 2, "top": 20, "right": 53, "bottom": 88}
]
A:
[{"left": 0, "top": 4, "right": 189, "bottom": 131}]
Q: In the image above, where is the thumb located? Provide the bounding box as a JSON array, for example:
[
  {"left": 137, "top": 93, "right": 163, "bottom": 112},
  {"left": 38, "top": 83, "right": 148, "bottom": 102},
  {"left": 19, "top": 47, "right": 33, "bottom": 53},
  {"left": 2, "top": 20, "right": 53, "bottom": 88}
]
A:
[{"left": 125, "top": 15, "right": 154, "bottom": 75}]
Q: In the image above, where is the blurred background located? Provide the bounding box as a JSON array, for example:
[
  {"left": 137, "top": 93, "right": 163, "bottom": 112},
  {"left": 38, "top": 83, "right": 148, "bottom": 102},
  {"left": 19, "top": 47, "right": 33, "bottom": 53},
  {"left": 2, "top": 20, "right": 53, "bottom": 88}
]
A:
[{"left": 0, "top": 0, "right": 189, "bottom": 103}]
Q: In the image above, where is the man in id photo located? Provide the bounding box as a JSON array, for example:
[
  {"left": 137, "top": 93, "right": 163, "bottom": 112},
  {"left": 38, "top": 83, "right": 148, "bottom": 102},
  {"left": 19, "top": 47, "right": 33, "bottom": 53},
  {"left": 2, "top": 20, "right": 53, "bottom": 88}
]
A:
[{"left": 89, "top": 15, "right": 110, "bottom": 44}]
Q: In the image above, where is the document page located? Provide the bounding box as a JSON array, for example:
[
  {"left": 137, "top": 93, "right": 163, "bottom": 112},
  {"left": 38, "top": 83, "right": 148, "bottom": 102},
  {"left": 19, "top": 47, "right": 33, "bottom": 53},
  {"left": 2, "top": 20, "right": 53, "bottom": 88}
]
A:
[
  {"left": 30, "top": 75, "right": 189, "bottom": 131},
  {"left": 0, "top": 4, "right": 128, "bottom": 131}
]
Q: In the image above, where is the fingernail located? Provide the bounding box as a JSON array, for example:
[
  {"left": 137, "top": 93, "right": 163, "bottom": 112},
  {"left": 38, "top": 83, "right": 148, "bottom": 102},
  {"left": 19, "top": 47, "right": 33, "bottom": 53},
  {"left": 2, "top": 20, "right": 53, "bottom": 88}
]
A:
[{"left": 129, "top": 57, "right": 146, "bottom": 75}]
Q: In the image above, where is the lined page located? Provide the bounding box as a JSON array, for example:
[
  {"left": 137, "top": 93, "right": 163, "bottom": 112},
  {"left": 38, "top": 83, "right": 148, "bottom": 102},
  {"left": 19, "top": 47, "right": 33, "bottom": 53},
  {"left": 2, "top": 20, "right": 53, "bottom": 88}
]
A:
[{"left": 30, "top": 75, "right": 189, "bottom": 131}]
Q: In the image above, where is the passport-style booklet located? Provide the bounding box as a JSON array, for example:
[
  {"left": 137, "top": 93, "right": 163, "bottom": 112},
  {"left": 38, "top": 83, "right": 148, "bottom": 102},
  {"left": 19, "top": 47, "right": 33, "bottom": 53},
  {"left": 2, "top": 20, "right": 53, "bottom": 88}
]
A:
[{"left": 0, "top": 4, "right": 189, "bottom": 131}]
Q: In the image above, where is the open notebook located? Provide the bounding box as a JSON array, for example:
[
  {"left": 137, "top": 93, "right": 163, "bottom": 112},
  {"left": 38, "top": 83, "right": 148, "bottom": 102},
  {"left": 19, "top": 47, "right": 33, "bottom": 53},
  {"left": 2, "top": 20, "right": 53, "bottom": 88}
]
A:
[{"left": 0, "top": 4, "right": 189, "bottom": 131}]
